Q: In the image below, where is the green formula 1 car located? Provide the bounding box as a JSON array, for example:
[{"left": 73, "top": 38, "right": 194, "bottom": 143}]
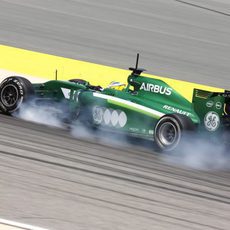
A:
[{"left": 0, "top": 56, "right": 229, "bottom": 151}]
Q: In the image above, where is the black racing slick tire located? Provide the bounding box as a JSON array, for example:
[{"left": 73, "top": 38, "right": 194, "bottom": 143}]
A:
[
  {"left": 154, "top": 114, "right": 195, "bottom": 152},
  {"left": 0, "top": 76, "right": 34, "bottom": 114}
]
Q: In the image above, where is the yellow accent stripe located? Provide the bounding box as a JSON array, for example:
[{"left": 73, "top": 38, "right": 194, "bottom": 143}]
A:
[{"left": 0, "top": 45, "right": 224, "bottom": 102}]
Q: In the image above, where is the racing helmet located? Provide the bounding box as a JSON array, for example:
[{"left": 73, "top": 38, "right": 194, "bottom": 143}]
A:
[{"left": 107, "top": 81, "right": 126, "bottom": 91}]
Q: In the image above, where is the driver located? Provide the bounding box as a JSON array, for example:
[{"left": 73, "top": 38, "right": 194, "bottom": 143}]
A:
[{"left": 107, "top": 81, "right": 126, "bottom": 91}]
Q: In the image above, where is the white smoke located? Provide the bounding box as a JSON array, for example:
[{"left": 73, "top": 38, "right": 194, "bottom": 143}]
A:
[
  {"left": 14, "top": 101, "right": 230, "bottom": 171},
  {"left": 70, "top": 123, "right": 96, "bottom": 141},
  {"left": 71, "top": 123, "right": 229, "bottom": 173},
  {"left": 14, "top": 102, "right": 64, "bottom": 128},
  {"left": 70, "top": 122, "right": 135, "bottom": 149},
  {"left": 163, "top": 135, "right": 230, "bottom": 171},
  {"left": 15, "top": 101, "right": 134, "bottom": 149}
]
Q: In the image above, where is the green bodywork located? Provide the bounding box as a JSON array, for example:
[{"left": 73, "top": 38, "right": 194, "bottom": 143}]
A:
[{"left": 31, "top": 72, "right": 229, "bottom": 138}]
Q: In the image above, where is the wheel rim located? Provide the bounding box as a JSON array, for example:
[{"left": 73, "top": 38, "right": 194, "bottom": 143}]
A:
[
  {"left": 158, "top": 121, "right": 178, "bottom": 146},
  {"left": 1, "top": 84, "right": 19, "bottom": 107}
]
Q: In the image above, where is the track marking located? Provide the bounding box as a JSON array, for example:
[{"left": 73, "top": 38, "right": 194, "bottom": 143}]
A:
[
  {"left": 175, "top": 0, "right": 230, "bottom": 17},
  {"left": 0, "top": 219, "right": 49, "bottom": 230},
  {"left": 0, "top": 45, "right": 224, "bottom": 102}
]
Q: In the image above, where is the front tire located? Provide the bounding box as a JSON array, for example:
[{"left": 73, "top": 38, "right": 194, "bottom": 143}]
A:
[
  {"left": 154, "top": 114, "right": 195, "bottom": 152},
  {"left": 0, "top": 76, "right": 34, "bottom": 114}
]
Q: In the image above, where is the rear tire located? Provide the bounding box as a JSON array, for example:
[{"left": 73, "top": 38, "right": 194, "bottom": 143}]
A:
[
  {"left": 0, "top": 76, "right": 34, "bottom": 114},
  {"left": 154, "top": 114, "right": 195, "bottom": 152}
]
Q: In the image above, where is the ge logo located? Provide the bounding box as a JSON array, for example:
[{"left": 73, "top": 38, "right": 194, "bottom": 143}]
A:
[
  {"left": 204, "top": 111, "right": 220, "bottom": 132},
  {"left": 92, "top": 106, "right": 127, "bottom": 127},
  {"left": 92, "top": 106, "right": 104, "bottom": 124}
]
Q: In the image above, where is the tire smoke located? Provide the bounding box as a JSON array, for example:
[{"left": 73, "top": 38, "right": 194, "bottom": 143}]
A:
[
  {"left": 70, "top": 122, "right": 135, "bottom": 149},
  {"left": 14, "top": 102, "right": 230, "bottom": 171},
  {"left": 14, "top": 101, "right": 64, "bottom": 128},
  {"left": 163, "top": 134, "right": 230, "bottom": 171}
]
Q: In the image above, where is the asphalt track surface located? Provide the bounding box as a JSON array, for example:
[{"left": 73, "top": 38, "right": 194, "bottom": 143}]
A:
[{"left": 0, "top": 0, "right": 230, "bottom": 229}]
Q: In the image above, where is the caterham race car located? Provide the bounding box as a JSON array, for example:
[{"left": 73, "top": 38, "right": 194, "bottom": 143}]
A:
[{"left": 0, "top": 56, "right": 229, "bottom": 151}]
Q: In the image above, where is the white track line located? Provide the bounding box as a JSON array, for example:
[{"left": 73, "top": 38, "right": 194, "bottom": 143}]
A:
[{"left": 0, "top": 219, "right": 49, "bottom": 230}]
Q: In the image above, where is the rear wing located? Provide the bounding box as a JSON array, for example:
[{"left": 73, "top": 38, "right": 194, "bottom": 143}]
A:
[
  {"left": 192, "top": 88, "right": 230, "bottom": 131},
  {"left": 193, "top": 89, "right": 230, "bottom": 110}
]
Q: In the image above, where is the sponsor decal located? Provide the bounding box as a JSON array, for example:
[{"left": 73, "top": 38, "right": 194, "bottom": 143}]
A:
[
  {"left": 61, "top": 88, "right": 71, "bottom": 99},
  {"left": 129, "top": 127, "right": 139, "bottom": 132},
  {"left": 61, "top": 88, "right": 80, "bottom": 101},
  {"left": 206, "top": 101, "right": 214, "bottom": 108},
  {"left": 92, "top": 106, "right": 127, "bottom": 128},
  {"left": 92, "top": 106, "right": 104, "bottom": 125},
  {"left": 13, "top": 79, "right": 24, "bottom": 96},
  {"left": 140, "top": 83, "right": 172, "bottom": 96},
  {"left": 163, "top": 105, "right": 191, "bottom": 116},
  {"left": 215, "top": 102, "right": 222, "bottom": 110},
  {"left": 74, "top": 90, "right": 81, "bottom": 102},
  {"left": 118, "top": 111, "right": 127, "bottom": 127},
  {"left": 223, "top": 93, "right": 230, "bottom": 98},
  {"left": 204, "top": 111, "right": 220, "bottom": 132},
  {"left": 149, "top": 130, "right": 154, "bottom": 135},
  {"left": 93, "top": 92, "right": 164, "bottom": 119},
  {"left": 104, "top": 109, "right": 112, "bottom": 125}
]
